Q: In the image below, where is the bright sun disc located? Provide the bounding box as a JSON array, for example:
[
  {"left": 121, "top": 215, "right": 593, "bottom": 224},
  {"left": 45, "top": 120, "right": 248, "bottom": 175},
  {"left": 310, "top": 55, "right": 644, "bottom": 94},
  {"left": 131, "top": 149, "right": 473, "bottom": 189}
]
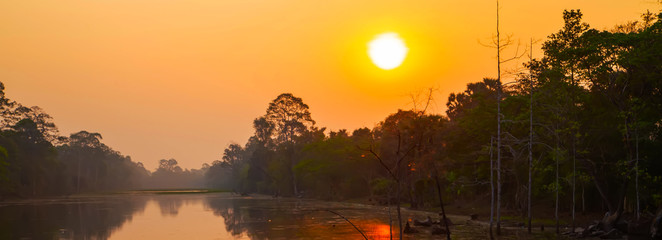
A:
[{"left": 368, "top": 32, "right": 408, "bottom": 70}]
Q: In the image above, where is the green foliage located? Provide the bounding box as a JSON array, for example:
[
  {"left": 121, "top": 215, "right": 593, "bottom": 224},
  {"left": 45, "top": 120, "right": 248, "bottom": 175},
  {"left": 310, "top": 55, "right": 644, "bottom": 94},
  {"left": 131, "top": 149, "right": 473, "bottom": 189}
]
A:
[
  {"left": 370, "top": 178, "right": 395, "bottom": 196},
  {"left": 0, "top": 146, "right": 8, "bottom": 183},
  {"left": 0, "top": 9, "right": 661, "bottom": 221},
  {"left": 146, "top": 158, "right": 205, "bottom": 189},
  {"left": 0, "top": 81, "right": 151, "bottom": 197},
  {"left": 201, "top": 11, "right": 662, "bottom": 214}
]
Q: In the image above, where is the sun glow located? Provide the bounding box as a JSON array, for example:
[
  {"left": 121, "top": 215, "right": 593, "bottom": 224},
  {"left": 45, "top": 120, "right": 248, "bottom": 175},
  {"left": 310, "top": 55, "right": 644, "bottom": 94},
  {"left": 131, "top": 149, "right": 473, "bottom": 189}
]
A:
[{"left": 368, "top": 32, "right": 408, "bottom": 70}]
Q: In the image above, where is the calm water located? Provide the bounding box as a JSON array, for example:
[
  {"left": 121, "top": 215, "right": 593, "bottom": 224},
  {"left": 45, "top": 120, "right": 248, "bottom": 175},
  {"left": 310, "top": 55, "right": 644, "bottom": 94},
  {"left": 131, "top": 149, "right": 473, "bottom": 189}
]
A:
[{"left": 0, "top": 192, "right": 471, "bottom": 240}]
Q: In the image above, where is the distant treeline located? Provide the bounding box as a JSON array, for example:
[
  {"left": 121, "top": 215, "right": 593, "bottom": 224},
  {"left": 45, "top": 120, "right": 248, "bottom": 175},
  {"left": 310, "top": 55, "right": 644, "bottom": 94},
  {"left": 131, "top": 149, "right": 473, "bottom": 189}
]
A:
[
  {"left": 0, "top": 89, "right": 210, "bottom": 197},
  {"left": 1, "top": 10, "right": 661, "bottom": 226}
]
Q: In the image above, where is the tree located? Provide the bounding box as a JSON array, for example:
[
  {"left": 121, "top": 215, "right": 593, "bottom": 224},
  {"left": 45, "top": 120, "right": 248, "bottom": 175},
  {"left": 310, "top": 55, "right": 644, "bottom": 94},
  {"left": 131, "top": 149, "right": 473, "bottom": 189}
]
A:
[
  {"left": 149, "top": 158, "right": 206, "bottom": 189},
  {"left": 365, "top": 109, "right": 448, "bottom": 239},
  {"left": 527, "top": 38, "right": 535, "bottom": 233},
  {"left": 58, "top": 131, "right": 146, "bottom": 192},
  {"left": 446, "top": 79, "right": 499, "bottom": 236},
  {"left": 222, "top": 144, "right": 244, "bottom": 168},
  {"left": 1, "top": 103, "right": 61, "bottom": 144},
  {"left": 541, "top": 10, "right": 589, "bottom": 231},
  {"left": 367, "top": 110, "right": 417, "bottom": 240},
  {"left": 1, "top": 119, "right": 59, "bottom": 196},
  {"left": 252, "top": 117, "right": 274, "bottom": 147},
  {"left": 525, "top": 10, "right": 662, "bottom": 233},
  {"left": 205, "top": 160, "right": 232, "bottom": 190},
  {"left": 156, "top": 159, "right": 183, "bottom": 173},
  {"left": 221, "top": 143, "right": 247, "bottom": 191},
  {"left": 0, "top": 81, "right": 13, "bottom": 130},
  {"left": 0, "top": 146, "right": 8, "bottom": 184},
  {"left": 264, "top": 93, "right": 315, "bottom": 195},
  {"left": 486, "top": 1, "right": 527, "bottom": 234},
  {"left": 60, "top": 131, "right": 106, "bottom": 193},
  {"left": 265, "top": 93, "right": 315, "bottom": 145},
  {"left": 294, "top": 130, "right": 368, "bottom": 200}
]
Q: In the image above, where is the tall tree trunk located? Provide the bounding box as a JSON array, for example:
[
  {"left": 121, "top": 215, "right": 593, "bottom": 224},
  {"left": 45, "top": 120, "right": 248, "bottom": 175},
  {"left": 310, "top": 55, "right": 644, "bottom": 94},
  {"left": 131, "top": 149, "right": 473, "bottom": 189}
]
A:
[
  {"left": 571, "top": 64, "right": 577, "bottom": 233},
  {"left": 582, "top": 184, "right": 585, "bottom": 214},
  {"left": 77, "top": 157, "right": 81, "bottom": 193},
  {"left": 556, "top": 139, "right": 560, "bottom": 234},
  {"left": 495, "top": 0, "right": 503, "bottom": 235},
  {"left": 95, "top": 166, "right": 99, "bottom": 190},
  {"left": 572, "top": 139, "right": 576, "bottom": 232},
  {"left": 388, "top": 189, "right": 393, "bottom": 240},
  {"left": 409, "top": 177, "right": 416, "bottom": 209},
  {"left": 490, "top": 136, "right": 495, "bottom": 239},
  {"left": 435, "top": 174, "right": 451, "bottom": 240},
  {"left": 290, "top": 140, "right": 298, "bottom": 196},
  {"left": 396, "top": 183, "right": 403, "bottom": 240},
  {"left": 496, "top": 75, "right": 503, "bottom": 236},
  {"left": 528, "top": 38, "right": 534, "bottom": 234},
  {"left": 635, "top": 117, "right": 640, "bottom": 220},
  {"left": 622, "top": 116, "right": 634, "bottom": 220},
  {"left": 292, "top": 170, "right": 298, "bottom": 196},
  {"left": 592, "top": 175, "right": 616, "bottom": 213}
]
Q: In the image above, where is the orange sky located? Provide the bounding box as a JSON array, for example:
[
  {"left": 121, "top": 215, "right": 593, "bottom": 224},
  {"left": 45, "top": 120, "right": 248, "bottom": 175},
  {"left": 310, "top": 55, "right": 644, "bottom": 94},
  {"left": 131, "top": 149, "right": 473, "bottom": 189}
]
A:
[{"left": 1, "top": 0, "right": 659, "bottom": 170}]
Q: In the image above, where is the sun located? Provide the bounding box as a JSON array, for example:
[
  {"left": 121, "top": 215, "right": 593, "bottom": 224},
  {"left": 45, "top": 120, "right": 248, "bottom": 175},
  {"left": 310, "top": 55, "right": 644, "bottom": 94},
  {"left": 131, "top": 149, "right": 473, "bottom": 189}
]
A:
[{"left": 368, "top": 32, "right": 408, "bottom": 70}]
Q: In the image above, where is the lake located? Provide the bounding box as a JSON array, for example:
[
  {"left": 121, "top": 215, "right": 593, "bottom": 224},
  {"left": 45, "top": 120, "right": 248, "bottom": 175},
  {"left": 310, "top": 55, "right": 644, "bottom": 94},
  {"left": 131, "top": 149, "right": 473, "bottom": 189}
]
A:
[{"left": 0, "top": 192, "right": 483, "bottom": 240}]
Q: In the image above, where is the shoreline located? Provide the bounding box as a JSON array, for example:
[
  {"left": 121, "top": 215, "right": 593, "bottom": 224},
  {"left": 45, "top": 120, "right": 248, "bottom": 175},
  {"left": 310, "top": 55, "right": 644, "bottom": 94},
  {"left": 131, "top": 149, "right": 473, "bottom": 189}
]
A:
[{"left": 0, "top": 191, "right": 641, "bottom": 239}]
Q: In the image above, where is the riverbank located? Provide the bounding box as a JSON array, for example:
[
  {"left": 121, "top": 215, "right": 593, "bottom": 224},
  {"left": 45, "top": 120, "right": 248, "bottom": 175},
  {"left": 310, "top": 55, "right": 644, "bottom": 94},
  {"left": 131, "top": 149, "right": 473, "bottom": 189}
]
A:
[{"left": 339, "top": 195, "right": 609, "bottom": 239}]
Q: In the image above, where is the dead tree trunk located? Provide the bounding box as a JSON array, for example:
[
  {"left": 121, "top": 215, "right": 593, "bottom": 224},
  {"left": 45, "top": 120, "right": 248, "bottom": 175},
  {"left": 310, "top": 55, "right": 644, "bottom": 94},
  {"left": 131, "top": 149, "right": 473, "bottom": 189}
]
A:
[
  {"left": 435, "top": 172, "right": 451, "bottom": 240},
  {"left": 490, "top": 136, "right": 495, "bottom": 239}
]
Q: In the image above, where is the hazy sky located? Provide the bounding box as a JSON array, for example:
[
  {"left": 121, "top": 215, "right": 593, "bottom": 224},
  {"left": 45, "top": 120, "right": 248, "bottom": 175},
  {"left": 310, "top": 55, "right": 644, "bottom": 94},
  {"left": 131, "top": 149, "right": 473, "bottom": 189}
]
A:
[{"left": 1, "top": 0, "right": 659, "bottom": 170}]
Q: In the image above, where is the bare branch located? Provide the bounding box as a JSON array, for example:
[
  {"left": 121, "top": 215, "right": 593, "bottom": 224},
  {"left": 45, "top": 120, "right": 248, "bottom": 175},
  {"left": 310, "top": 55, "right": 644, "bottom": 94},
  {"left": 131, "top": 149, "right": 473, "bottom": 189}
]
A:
[
  {"left": 358, "top": 145, "right": 399, "bottom": 182},
  {"left": 327, "top": 210, "right": 369, "bottom": 240}
]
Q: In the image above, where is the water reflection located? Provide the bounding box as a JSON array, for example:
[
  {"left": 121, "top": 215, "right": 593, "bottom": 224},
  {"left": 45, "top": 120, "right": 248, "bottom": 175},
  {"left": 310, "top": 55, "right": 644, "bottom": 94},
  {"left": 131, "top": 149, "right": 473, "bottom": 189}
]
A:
[
  {"left": 0, "top": 193, "right": 444, "bottom": 239},
  {"left": 0, "top": 195, "right": 148, "bottom": 239},
  {"left": 203, "top": 196, "right": 412, "bottom": 239},
  {"left": 156, "top": 195, "right": 186, "bottom": 217},
  {"left": 109, "top": 195, "right": 242, "bottom": 240}
]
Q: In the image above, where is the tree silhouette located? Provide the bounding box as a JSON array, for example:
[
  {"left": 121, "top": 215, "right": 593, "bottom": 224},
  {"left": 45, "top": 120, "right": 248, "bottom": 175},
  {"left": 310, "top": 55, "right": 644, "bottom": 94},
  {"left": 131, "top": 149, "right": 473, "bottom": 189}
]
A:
[{"left": 264, "top": 93, "right": 315, "bottom": 195}]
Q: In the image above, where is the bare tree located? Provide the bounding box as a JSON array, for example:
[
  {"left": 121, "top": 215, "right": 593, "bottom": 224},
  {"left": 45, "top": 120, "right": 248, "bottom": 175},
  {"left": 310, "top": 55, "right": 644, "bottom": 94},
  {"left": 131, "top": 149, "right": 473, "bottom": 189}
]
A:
[
  {"left": 483, "top": 0, "right": 526, "bottom": 234},
  {"left": 365, "top": 146, "right": 414, "bottom": 240}
]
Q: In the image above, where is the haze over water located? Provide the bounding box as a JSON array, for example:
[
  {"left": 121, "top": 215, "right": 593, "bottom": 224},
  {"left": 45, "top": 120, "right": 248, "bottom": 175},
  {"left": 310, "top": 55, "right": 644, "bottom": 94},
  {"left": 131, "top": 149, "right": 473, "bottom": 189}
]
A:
[{"left": 0, "top": 193, "right": 472, "bottom": 239}]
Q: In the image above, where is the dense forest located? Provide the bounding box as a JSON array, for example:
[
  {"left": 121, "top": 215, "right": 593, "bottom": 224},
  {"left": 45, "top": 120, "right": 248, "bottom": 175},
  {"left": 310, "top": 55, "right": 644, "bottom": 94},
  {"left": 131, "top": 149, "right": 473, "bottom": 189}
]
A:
[
  {"left": 0, "top": 86, "right": 209, "bottom": 195},
  {"left": 1, "top": 8, "right": 661, "bottom": 236},
  {"left": 204, "top": 9, "right": 662, "bottom": 235}
]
